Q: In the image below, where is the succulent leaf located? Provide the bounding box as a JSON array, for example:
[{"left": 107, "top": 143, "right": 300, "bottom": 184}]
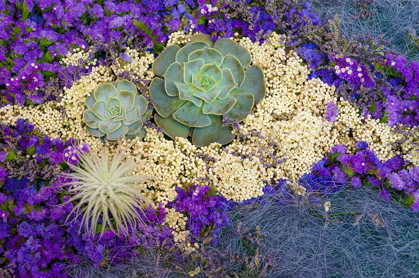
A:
[
  {"left": 199, "top": 63, "right": 223, "bottom": 82},
  {"left": 226, "top": 92, "right": 255, "bottom": 121},
  {"left": 203, "top": 96, "right": 237, "bottom": 115},
  {"left": 94, "top": 83, "right": 118, "bottom": 101},
  {"left": 221, "top": 55, "right": 245, "bottom": 85},
  {"left": 84, "top": 80, "right": 149, "bottom": 142},
  {"left": 192, "top": 115, "right": 235, "bottom": 147},
  {"left": 214, "top": 39, "right": 251, "bottom": 67},
  {"left": 150, "top": 37, "right": 266, "bottom": 146},
  {"left": 126, "top": 119, "right": 143, "bottom": 135},
  {"left": 194, "top": 87, "right": 221, "bottom": 103},
  {"left": 150, "top": 78, "right": 187, "bottom": 117},
  {"left": 134, "top": 95, "right": 148, "bottom": 114},
  {"left": 152, "top": 44, "right": 181, "bottom": 77},
  {"left": 98, "top": 119, "right": 122, "bottom": 134},
  {"left": 188, "top": 47, "right": 223, "bottom": 66},
  {"left": 172, "top": 101, "right": 211, "bottom": 127},
  {"left": 164, "top": 62, "right": 184, "bottom": 96},
  {"left": 240, "top": 65, "right": 266, "bottom": 104},
  {"left": 91, "top": 101, "right": 107, "bottom": 120},
  {"left": 107, "top": 125, "right": 129, "bottom": 141},
  {"left": 123, "top": 105, "right": 141, "bottom": 126},
  {"left": 186, "top": 33, "right": 214, "bottom": 47},
  {"left": 192, "top": 74, "right": 216, "bottom": 91},
  {"left": 87, "top": 127, "right": 105, "bottom": 137},
  {"left": 176, "top": 41, "right": 209, "bottom": 64},
  {"left": 216, "top": 68, "right": 237, "bottom": 99},
  {"left": 117, "top": 79, "right": 137, "bottom": 94},
  {"left": 154, "top": 114, "right": 190, "bottom": 139},
  {"left": 184, "top": 59, "right": 205, "bottom": 83},
  {"left": 86, "top": 93, "right": 96, "bottom": 109},
  {"left": 83, "top": 110, "right": 101, "bottom": 128},
  {"left": 118, "top": 90, "right": 136, "bottom": 111},
  {"left": 106, "top": 97, "right": 122, "bottom": 111},
  {"left": 112, "top": 106, "right": 127, "bottom": 121},
  {"left": 176, "top": 82, "right": 204, "bottom": 107}
]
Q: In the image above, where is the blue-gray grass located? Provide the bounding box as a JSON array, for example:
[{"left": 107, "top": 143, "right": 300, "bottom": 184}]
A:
[
  {"left": 70, "top": 186, "right": 419, "bottom": 277},
  {"left": 302, "top": 0, "right": 419, "bottom": 61}
]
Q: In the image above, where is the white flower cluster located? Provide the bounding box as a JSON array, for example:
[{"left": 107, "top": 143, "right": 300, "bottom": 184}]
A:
[
  {"left": 60, "top": 46, "right": 96, "bottom": 67},
  {"left": 209, "top": 153, "right": 266, "bottom": 202},
  {"left": 0, "top": 102, "right": 63, "bottom": 137},
  {"left": 400, "top": 129, "right": 419, "bottom": 166},
  {"left": 166, "top": 30, "right": 194, "bottom": 46},
  {"left": 334, "top": 100, "right": 403, "bottom": 161},
  {"left": 110, "top": 49, "right": 155, "bottom": 81}
]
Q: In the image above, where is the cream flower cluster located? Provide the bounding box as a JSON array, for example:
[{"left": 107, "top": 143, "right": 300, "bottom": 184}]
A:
[
  {"left": 400, "top": 128, "right": 419, "bottom": 166},
  {"left": 208, "top": 153, "right": 266, "bottom": 202},
  {"left": 60, "top": 45, "right": 96, "bottom": 67},
  {"left": 110, "top": 48, "right": 154, "bottom": 82}
]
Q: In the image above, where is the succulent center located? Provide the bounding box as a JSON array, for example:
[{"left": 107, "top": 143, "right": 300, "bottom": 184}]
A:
[
  {"left": 108, "top": 105, "right": 121, "bottom": 116},
  {"left": 199, "top": 74, "right": 211, "bottom": 88}
]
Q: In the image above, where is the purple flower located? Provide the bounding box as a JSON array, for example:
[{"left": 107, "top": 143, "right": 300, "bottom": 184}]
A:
[
  {"left": 355, "top": 141, "right": 368, "bottom": 150},
  {"left": 326, "top": 101, "right": 338, "bottom": 122},
  {"left": 0, "top": 166, "right": 7, "bottom": 182},
  {"left": 332, "top": 167, "right": 348, "bottom": 182},
  {"left": 379, "top": 188, "right": 392, "bottom": 202},
  {"left": 331, "top": 144, "right": 347, "bottom": 155},
  {"left": 388, "top": 173, "right": 405, "bottom": 190},
  {"left": 351, "top": 176, "right": 362, "bottom": 189}
]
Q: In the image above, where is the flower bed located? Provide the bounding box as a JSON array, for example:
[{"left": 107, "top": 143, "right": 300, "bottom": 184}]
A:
[{"left": 0, "top": 0, "right": 418, "bottom": 277}]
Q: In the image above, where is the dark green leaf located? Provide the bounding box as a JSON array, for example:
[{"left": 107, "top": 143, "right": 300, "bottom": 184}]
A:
[
  {"left": 27, "top": 145, "right": 35, "bottom": 155},
  {"left": 21, "top": 1, "right": 30, "bottom": 21},
  {"left": 6, "top": 152, "right": 17, "bottom": 160}
]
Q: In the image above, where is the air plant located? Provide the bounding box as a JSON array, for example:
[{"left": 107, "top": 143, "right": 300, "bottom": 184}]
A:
[{"left": 63, "top": 146, "right": 153, "bottom": 237}]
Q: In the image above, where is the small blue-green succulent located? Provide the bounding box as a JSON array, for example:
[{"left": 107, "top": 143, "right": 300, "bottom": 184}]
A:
[
  {"left": 83, "top": 80, "right": 149, "bottom": 142},
  {"left": 150, "top": 34, "right": 265, "bottom": 147}
]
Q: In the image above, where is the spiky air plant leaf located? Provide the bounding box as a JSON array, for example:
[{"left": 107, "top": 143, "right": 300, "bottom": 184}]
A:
[{"left": 63, "top": 147, "right": 153, "bottom": 237}]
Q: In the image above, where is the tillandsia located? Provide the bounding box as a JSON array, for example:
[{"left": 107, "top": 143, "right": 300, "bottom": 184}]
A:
[
  {"left": 63, "top": 146, "right": 153, "bottom": 237},
  {"left": 83, "top": 79, "right": 151, "bottom": 142},
  {"left": 150, "top": 33, "right": 266, "bottom": 147}
]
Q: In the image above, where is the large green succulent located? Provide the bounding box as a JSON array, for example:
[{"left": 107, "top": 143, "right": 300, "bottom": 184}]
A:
[
  {"left": 150, "top": 34, "right": 265, "bottom": 147},
  {"left": 83, "top": 80, "right": 150, "bottom": 142}
]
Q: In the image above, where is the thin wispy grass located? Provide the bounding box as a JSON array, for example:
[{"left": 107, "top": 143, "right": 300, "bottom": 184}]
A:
[
  {"left": 302, "top": 0, "right": 419, "bottom": 61},
  {"left": 72, "top": 186, "right": 419, "bottom": 277}
]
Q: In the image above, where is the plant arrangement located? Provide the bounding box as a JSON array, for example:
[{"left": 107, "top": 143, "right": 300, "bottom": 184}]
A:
[{"left": 0, "top": 0, "right": 418, "bottom": 277}]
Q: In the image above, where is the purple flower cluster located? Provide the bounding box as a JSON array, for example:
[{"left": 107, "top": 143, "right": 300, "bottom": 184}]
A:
[
  {"left": 190, "top": 0, "right": 277, "bottom": 42},
  {"left": 305, "top": 141, "right": 419, "bottom": 212},
  {"left": 0, "top": 120, "right": 173, "bottom": 277},
  {"left": 169, "top": 185, "right": 230, "bottom": 243},
  {"left": 388, "top": 167, "right": 419, "bottom": 212},
  {"left": 331, "top": 56, "right": 375, "bottom": 88},
  {"left": 0, "top": 0, "right": 174, "bottom": 106},
  {"left": 380, "top": 54, "right": 419, "bottom": 126}
]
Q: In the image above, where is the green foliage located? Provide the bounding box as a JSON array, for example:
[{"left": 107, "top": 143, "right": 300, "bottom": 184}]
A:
[
  {"left": 63, "top": 147, "right": 153, "bottom": 237},
  {"left": 83, "top": 79, "right": 151, "bottom": 142},
  {"left": 150, "top": 34, "right": 266, "bottom": 147}
]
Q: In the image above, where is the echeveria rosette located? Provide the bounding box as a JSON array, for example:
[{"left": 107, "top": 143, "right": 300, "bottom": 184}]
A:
[
  {"left": 83, "top": 80, "right": 150, "bottom": 142},
  {"left": 150, "top": 34, "right": 266, "bottom": 147}
]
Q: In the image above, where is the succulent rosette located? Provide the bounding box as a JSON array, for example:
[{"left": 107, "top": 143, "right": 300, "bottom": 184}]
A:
[
  {"left": 83, "top": 80, "right": 150, "bottom": 142},
  {"left": 150, "top": 34, "right": 266, "bottom": 147}
]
